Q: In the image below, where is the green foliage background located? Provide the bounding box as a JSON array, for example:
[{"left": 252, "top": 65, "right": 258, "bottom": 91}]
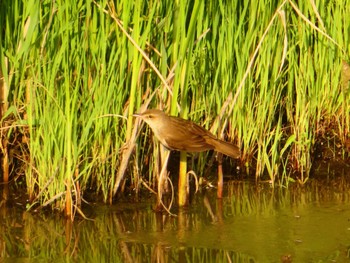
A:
[{"left": 0, "top": 0, "right": 349, "bottom": 213}]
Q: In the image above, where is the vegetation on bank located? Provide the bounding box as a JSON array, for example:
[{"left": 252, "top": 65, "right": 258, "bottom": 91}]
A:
[{"left": 0, "top": 0, "right": 349, "bottom": 217}]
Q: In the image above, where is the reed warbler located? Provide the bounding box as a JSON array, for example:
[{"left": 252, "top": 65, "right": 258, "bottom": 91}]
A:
[{"left": 134, "top": 109, "right": 240, "bottom": 158}]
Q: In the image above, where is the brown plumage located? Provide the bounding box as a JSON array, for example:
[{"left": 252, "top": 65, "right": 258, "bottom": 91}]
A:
[{"left": 134, "top": 109, "right": 240, "bottom": 159}]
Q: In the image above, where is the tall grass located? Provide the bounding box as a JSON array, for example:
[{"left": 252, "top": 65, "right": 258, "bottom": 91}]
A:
[{"left": 0, "top": 0, "right": 349, "bottom": 216}]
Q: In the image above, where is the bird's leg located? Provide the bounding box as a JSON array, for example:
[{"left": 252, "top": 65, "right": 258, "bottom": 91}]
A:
[{"left": 155, "top": 145, "right": 170, "bottom": 211}]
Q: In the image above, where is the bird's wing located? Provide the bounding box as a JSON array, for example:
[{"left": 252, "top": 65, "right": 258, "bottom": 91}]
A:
[{"left": 163, "top": 117, "right": 215, "bottom": 152}]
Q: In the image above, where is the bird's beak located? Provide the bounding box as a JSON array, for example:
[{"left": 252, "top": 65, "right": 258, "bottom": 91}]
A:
[{"left": 133, "top": 113, "right": 141, "bottom": 117}]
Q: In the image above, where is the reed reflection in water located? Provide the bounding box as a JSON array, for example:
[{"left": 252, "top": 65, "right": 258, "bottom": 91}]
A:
[{"left": 1, "top": 176, "right": 350, "bottom": 262}]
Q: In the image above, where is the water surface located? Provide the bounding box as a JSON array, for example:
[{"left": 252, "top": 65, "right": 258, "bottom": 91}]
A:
[{"left": 1, "top": 175, "right": 350, "bottom": 262}]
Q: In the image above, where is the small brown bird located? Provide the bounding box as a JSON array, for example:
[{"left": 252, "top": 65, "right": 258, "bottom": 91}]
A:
[{"left": 134, "top": 109, "right": 240, "bottom": 158}]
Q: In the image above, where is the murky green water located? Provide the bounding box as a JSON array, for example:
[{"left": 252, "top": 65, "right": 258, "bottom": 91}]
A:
[{"left": 1, "top": 176, "right": 350, "bottom": 262}]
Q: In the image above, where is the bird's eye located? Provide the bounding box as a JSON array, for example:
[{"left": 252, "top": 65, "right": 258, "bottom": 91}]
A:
[{"left": 148, "top": 115, "right": 153, "bottom": 119}]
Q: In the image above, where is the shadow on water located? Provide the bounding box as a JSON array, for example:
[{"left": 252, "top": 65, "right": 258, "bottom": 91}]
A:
[{"left": 1, "top": 168, "right": 350, "bottom": 262}]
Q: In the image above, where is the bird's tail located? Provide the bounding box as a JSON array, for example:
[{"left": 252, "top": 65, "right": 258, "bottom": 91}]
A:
[{"left": 211, "top": 139, "right": 240, "bottom": 159}]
